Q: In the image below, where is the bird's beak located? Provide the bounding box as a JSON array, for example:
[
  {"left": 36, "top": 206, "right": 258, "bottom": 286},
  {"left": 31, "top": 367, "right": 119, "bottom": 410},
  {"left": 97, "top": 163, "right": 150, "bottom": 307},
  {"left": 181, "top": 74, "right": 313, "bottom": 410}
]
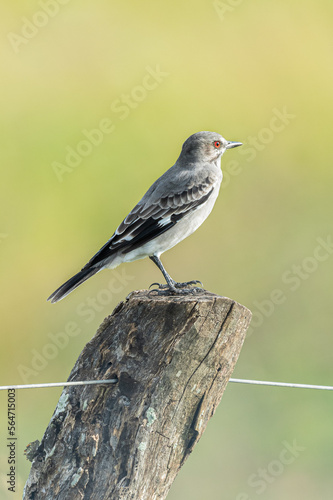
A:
[{"left": 226, "top": 141, "right": 242, "bottom": 149}]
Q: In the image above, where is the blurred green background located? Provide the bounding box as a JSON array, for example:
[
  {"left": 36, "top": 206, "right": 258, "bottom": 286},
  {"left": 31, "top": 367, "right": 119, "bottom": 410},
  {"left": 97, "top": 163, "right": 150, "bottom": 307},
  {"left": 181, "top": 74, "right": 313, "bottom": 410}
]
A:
[{"left": 1, "top": 1, "right": 333, "bottom": 498}]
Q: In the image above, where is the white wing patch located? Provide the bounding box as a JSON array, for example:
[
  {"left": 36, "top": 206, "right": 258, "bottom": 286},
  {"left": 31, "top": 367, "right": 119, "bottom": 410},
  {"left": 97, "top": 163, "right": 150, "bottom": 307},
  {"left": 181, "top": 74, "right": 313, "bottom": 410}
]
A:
[{"left": 83, "top": 178, "right": 215, "bottom": 267}]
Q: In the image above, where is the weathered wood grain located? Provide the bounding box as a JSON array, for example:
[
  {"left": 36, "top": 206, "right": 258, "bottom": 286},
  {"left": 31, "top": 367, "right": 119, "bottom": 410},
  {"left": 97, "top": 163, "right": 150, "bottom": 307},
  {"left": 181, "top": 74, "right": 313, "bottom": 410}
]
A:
[{"left": 23, "top": 289, "right": 251, "bottom": 500}]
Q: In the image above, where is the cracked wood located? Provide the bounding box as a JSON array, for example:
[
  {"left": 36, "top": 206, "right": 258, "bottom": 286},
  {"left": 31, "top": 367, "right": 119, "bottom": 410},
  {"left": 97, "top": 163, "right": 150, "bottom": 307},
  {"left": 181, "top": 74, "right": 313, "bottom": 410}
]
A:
[{"left": 23, "top": 289, "right": 251, "bottom": 500}]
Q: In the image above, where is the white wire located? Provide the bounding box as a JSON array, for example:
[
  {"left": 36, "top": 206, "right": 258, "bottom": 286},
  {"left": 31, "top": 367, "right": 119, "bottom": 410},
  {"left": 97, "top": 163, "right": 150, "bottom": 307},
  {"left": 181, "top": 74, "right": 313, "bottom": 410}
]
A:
[
  {"left": 0, "top": 379, "right": 117, "bottom": 391},
  {"left": 0, "top": 378, "right": 333, "bottom": 391},
  {"left": 229, "top": 378, "right": 333, "bottom": 391}
]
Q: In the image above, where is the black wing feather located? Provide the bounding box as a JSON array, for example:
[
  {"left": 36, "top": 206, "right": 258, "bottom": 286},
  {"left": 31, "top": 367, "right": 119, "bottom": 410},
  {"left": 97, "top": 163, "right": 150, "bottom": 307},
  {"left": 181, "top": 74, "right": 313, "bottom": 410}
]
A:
[{"left": 83, "top": 183, "right": 213, "bottom": 269}]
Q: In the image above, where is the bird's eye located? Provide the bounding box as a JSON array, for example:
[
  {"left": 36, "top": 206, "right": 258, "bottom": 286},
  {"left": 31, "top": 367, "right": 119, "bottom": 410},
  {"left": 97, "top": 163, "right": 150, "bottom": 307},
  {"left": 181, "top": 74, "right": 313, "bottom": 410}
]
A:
[{"left": 214, "top": 141, "right": 221, "bottom": 148}]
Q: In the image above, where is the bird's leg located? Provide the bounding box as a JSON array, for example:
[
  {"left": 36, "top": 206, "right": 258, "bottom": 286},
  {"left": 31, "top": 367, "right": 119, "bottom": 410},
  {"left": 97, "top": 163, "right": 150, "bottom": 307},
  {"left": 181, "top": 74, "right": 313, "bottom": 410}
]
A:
[
  {"left": 149, "top": 255, "right": 177, "bottom": 292},
  {"left": 149, "top": 255, "right": 203, "bottom": 294}
]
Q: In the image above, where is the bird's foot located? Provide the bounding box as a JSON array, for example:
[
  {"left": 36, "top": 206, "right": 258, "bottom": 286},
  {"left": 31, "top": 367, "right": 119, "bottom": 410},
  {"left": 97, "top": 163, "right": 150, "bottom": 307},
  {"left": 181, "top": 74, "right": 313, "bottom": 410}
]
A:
[{"left": 149, "top": 280, "right": 204, "bottom": 296}]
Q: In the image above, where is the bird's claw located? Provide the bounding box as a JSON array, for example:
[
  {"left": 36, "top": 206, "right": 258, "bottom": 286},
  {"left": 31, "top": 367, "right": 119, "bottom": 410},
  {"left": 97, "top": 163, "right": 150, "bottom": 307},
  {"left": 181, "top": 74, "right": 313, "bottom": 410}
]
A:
[
  {"left": 174, "top": 280, "right": 203, "bottom": 289},
  {"left": 149, "top": 282, "right": 165, "bottom": 290},
  {"left": 149, "top": 280, "right": 204, "bottom": 296}
]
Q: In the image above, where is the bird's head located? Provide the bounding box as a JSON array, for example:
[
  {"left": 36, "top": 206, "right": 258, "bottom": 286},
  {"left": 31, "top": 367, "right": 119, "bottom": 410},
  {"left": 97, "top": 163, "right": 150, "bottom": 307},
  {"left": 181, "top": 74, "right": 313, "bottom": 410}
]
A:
[{"left": 180, "top": 131, "right": 242, "bottom": 164}]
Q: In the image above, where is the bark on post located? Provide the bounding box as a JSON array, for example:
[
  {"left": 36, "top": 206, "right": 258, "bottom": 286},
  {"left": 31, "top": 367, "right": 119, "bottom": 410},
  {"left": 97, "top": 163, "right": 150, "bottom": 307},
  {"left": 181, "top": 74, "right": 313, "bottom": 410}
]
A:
[{"left": 23, "top": 289, "right": 251, "bottom": 500}]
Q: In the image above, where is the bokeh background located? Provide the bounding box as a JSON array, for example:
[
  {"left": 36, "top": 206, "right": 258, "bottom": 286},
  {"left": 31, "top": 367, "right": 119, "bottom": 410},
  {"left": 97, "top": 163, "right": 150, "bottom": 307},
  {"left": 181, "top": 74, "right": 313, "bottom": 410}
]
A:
[{"left": 1, "top": 1, "right": 333, "bottom": 498}]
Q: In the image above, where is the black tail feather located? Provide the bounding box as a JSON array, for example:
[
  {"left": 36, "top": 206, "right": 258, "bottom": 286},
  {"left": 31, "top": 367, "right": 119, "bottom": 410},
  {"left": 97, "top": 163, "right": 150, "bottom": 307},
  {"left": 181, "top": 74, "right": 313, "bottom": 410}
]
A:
[{"left": 47, "top": 267, "right": 100, "bottom": 303}]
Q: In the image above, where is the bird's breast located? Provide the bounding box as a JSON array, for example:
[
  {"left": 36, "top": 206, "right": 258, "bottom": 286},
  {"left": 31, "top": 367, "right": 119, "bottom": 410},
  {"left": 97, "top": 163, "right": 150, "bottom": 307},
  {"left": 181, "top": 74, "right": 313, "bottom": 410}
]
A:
[{"left": 132, "top": 180, "right": 221, "bottom": 259}]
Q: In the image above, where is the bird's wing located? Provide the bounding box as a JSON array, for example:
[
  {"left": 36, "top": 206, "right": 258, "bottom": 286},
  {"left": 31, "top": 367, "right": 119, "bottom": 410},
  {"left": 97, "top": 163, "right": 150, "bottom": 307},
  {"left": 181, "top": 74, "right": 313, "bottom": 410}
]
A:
[{"left": 83, "top": 179, "right": 215, "bottom": 269}]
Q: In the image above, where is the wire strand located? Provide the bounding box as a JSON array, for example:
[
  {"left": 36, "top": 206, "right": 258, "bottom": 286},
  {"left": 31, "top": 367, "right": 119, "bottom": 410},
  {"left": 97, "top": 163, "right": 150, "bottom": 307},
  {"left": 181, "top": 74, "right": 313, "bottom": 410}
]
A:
[
  {"left": 229, "top": 378, "right": 333, "bottom": 391},
  {"left": 0, "top": 379, "right": 118, "bottom": 391},
  {"left": 0, "top": 378, "right": 333, "bottom": 391}
]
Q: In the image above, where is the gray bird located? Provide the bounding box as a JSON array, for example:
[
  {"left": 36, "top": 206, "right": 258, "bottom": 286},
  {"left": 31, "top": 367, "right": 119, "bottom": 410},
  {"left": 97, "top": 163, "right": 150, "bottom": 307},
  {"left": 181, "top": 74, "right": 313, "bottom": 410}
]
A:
[{"left": 48, "top": 131, "right": 242, "bottom": 303}]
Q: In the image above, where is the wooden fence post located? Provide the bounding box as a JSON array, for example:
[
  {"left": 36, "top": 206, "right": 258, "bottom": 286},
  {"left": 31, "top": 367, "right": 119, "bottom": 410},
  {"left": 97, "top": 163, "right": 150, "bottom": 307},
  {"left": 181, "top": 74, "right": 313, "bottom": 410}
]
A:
[{"left": 23, "top": 289, "right": 251, "bottom": 500}]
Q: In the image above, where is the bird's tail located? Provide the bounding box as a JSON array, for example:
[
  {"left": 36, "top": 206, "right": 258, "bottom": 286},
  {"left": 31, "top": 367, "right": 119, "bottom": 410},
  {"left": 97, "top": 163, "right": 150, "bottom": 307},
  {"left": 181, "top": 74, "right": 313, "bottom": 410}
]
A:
[{"left": 47, "top": 266, "right": 100, "bottom": 303}]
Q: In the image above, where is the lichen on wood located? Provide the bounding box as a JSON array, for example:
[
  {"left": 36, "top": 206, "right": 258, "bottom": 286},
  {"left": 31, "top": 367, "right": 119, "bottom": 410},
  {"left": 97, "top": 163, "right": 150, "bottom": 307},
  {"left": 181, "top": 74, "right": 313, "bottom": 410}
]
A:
[{"left": 23, "top": 289, "right": 251, "bottom": 500}]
